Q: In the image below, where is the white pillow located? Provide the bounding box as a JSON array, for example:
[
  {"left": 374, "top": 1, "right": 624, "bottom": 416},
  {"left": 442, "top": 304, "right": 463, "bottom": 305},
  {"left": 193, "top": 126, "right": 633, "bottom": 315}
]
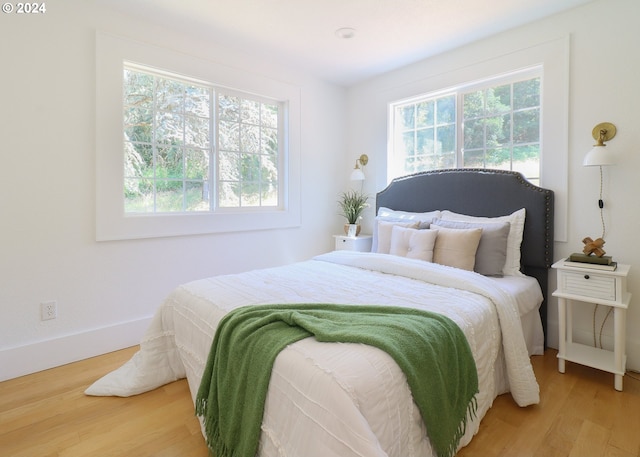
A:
[
  {"left": 372, "top": 208, "right": 440, "bottom": 253},
  {"left": 440, "top": 208, "right": 526, "bottom": 276},
  {"left": 375, "top": 220, "right": 420, "bottom": 254},
  {"left": 389, "top": 226, "right": 437, "bottom": 261},
  {"left": 376, "top": 207, "right": 441, "bottom": 227},
  {"left": 431, "top": 226, "right": 483, "bottom": 271}
]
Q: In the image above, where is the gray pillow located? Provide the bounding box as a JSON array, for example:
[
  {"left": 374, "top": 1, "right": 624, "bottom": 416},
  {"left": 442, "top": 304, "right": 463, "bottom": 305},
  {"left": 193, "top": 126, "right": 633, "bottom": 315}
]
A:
[{"left": 431, "top": 218, "right": 511, "bottom": 276}]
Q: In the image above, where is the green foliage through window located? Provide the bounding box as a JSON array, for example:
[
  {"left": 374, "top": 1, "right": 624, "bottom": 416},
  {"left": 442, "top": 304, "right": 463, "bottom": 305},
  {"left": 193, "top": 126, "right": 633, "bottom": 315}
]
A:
[
  {"left": 390, "top": 71, "right": 541, "bottom": 184},
  {"left": 123, "top": 65, "right": 282, "bottom": 213}
]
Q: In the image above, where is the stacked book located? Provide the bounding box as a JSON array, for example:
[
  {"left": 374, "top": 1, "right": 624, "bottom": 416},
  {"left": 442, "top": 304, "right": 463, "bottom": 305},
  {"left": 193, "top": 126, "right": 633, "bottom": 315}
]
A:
[{"left": 564, "top": 253, "right": 617, "bottom": 271}]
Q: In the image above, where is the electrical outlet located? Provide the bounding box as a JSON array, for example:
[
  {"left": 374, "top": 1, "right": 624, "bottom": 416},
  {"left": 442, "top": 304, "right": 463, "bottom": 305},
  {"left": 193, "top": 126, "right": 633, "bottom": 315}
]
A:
[{"left": 41, "top": 301, "right": 57, "bottom": 321}]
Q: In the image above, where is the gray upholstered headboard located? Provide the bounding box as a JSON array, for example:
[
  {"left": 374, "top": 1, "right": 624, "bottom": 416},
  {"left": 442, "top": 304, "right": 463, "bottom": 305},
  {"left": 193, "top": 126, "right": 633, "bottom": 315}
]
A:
[{"left": 376, "top": 168, "right": 554, "bottom": 344}]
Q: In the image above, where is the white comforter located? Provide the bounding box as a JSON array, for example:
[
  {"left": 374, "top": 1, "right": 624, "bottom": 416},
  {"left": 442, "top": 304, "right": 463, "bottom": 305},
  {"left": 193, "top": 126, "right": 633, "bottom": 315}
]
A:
[{"left": 86, "top": 251, "right": 539, "bottom": 457}]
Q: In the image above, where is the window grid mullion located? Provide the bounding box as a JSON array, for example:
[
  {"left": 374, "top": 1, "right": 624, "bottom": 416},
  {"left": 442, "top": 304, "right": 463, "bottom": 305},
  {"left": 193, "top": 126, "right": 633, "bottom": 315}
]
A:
[
  {"left": 152, "top": 76, "right": 158, "bottom": 213},
  {"left": 258, "top": 104, "right": 263, "bottom": 206},
  {"left": 416, "top": 104, "right": 421, "bottom": 172},
  {"left": 181, "top": 86, "right": 187, "bottom": 212},
  {"left": 210, "top": 88, "right": 216, "bottom": 212},
  {"left": 509, "top": 83, "right": 515, "bottom": 169},
  {"left": 457, "top": 92, "right": 464, "bottom": 168},
  {"left": 483, "top": 89, "right": 488, "bottom": 167}
]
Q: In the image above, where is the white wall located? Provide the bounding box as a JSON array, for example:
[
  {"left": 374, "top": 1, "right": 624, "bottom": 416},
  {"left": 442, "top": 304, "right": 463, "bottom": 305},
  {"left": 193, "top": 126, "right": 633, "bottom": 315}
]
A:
[
  {"left": 0, "top": 1, "right": 348, "bottom": 380},
  {"left": 347, "top": 0, "right": 640, "bottom": 369}
]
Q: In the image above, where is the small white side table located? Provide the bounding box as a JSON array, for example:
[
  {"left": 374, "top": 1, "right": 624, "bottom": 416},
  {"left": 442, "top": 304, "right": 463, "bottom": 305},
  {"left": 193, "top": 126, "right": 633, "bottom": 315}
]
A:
[
  {"left": 334, "top": 235, "right": 372, "bottom": 252},
  {"left": 552, "top": 259, "right": 631, "bottom": 391}
]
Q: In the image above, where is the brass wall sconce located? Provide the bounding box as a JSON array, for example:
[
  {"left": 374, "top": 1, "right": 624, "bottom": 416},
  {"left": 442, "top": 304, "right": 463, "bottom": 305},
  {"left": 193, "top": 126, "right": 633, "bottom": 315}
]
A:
[
  {"left": 583, "top": 122, "right": 617, "bottom": 245},
  {"left": 583, "top": 122, "right": 617, "bottom": 167},
  {"left": 350, "top": 154, "right": 369, "bottom": 181}
]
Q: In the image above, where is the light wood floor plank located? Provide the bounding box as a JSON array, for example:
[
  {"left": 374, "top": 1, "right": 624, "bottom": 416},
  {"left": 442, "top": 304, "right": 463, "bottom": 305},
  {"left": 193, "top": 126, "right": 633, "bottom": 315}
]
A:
[
  {"left": 568, "top": 420, "right": 609, "bottom": 457},
  {"left": 1, "top": 347, "right": 640, "bottom": 456}
]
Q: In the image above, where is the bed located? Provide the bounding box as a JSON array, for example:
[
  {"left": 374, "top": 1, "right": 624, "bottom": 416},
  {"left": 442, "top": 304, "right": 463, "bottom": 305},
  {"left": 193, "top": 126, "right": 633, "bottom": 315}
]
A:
[{"left": 86, "top": 168, "right": 554, "bottom": 457}]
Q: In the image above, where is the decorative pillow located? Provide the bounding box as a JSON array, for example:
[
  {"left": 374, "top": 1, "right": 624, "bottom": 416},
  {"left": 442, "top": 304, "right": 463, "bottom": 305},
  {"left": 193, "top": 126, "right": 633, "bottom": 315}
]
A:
[
  {"left": 371, "top": 208, "right": 440, "bottom": 253},
  {"left": 375, "top": 220, "right": 420, "bottom": 254},
  {"left": 430, "top": 226, "right": 483, "bottom": 271},
  {"left": 431, "top": 219, "right": 510, "bottom": 276},
  {"left": 389, "top": 226, "right": 438, "bottom": 262},
  {"left": 376, "top": 207, "right": 441, "bottom": 227},
  {"left": 440, "top": 208, "right": 526, "bottom": 276}
]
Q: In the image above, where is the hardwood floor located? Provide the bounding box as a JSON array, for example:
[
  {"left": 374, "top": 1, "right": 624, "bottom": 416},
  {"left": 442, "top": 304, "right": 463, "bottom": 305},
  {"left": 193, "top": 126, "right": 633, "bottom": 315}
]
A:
[
  {"left": 1, "top": 347, "right": 639, "bottom": 457},
  {"left": 0, "top": 347, "right": 208, "bottom": 457},
  {"left": 459, "top": 351, "right": 640, "bottom": 457}
]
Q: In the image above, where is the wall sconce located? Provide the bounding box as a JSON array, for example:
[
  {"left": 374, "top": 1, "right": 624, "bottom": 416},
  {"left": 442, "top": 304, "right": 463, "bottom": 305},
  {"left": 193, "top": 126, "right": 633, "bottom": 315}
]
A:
[
  {"left": 350, "top": 154, "right": 369, "bottom": 181},
  {"left": 583, "top": 122, "right": 616, "bottom": 244},
  {"left": 583, "top": 122, "right": 616, "bottom": 167}
]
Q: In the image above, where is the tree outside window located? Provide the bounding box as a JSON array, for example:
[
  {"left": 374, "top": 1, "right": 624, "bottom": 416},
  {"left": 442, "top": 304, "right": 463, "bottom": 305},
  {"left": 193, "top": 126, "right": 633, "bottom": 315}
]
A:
[
  {"left": 123, "top": 66, "right": 282, "bottom": 214},
  {"left": 390, "top": 72, "right": 541, "bottom": 185}
]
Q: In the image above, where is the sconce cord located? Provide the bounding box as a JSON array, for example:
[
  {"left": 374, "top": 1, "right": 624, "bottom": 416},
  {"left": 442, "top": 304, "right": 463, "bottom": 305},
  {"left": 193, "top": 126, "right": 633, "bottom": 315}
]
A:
[
  {"left": 598, "top": 165, "right": 605, "bottom": 240},
  {"left": 592, "top": 304, "right": 613, "bottom": 349}
]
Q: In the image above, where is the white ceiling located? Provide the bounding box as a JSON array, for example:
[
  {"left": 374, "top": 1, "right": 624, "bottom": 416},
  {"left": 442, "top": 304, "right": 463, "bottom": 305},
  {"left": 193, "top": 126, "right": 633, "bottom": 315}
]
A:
[{"left": 102, "top": 0, "right": 594, "bottom": 86}]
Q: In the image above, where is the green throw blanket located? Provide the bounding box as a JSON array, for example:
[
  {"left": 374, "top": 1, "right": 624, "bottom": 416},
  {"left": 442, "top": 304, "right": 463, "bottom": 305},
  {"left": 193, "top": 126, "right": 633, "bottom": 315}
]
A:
[{"left": 195, "top": 304, "right": 478, "bottom": 457}]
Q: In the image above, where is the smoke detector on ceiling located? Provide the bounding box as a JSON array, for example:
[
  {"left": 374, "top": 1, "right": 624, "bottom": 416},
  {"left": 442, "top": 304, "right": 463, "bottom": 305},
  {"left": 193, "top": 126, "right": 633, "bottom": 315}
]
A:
[{"left": 335, "top": 27, "right": 356, "bottom": 39}]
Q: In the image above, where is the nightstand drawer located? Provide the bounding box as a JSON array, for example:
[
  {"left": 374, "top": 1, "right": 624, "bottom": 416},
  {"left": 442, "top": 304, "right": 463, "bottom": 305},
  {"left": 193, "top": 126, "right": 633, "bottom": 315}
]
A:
[
  {"left": 561, "top": 271, "right": 616, "bottom": 301},
  {"left": 334, "top": 235, "right": 372, "bottom": 252}
]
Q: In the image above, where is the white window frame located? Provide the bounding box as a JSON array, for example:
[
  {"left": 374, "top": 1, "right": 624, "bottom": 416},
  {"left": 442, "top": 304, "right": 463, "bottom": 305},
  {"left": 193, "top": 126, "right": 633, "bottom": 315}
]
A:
[
  {"left": 389, "top": 67, "right": 542, "bottom": 183},
  {"left": 384, "top": 36, "right": 569, "bottom": 242},
  {"left": 96, "top": 32, "right": 301, "bottom": 241}
]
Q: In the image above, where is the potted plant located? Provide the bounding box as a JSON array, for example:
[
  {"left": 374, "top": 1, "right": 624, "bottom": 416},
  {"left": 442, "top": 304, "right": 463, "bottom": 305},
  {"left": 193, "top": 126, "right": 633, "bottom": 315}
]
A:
[{"left": 337, "top": 189, "right": 369, "bottom": 236}]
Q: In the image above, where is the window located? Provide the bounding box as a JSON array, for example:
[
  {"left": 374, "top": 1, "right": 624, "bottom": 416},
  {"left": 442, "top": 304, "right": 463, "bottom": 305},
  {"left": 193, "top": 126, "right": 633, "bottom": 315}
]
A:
[
  {"left": 123, "top": 65, "right": 283, "bottom": 214},
  {"left": 217, "top": 92, "right": 281, "bottom": 208},
  {"left": 382, "top": 37, "right": 567, "bottom": 241},
  {"left": 393, "top": 93, "right": 457, "bottom": 172},
  {"left": 390, "top": 69, "right": 541, "bottom": 184},
  {"left": 96, "top": 32, "right": 301, "bottom": 241}
]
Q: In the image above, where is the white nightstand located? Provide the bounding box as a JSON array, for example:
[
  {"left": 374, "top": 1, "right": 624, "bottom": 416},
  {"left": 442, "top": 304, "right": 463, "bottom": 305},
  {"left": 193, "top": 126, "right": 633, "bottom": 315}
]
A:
[
  {"left": 334, "top": 235, "right": 372, "bottom": 252},
  {"left": 552, "top": 259, "right": 632, "bottom": 391}
]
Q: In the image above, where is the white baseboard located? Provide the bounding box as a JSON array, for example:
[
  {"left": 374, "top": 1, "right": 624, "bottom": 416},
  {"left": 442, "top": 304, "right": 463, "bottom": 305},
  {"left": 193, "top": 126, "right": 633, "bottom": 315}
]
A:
[{"left": 0, "top": 317, "right": 153, "bottom": 382}]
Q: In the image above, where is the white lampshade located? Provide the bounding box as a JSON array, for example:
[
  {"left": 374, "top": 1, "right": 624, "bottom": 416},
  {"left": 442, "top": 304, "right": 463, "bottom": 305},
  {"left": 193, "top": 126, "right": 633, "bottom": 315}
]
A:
[
  {"left": 350, "top": 168, "right": 365, "bottom": 181},
  {"left": 583, "top": 145, "right": 615, "bottom": 166},
  {"left": 349, "top": 154, "right": 368, "bottom": 180}
]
